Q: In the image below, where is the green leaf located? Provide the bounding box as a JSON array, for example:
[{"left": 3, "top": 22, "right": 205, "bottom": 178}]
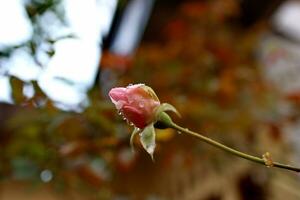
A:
[
  {"left": 140, "top": 123, "right": 156, "bottom": 160},
  {"left": 155, "top": 103, "right": 181, "bottom": 118},
  {"left": 130, "top": 127, "right": 141, "bottom": 152}
]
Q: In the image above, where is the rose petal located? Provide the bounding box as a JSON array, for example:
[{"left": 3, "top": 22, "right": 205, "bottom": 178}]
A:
[
  {"left": 109, "top": 87, "right": 128, "bottom": 103},
  {"left": 122, "top": 105, "right": 146, "bottom": 128},
  {"left": 109, "top": 84, "right": 161, "bottom": 129}
]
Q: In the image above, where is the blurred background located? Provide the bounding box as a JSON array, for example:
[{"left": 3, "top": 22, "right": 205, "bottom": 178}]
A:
[{"left": 1, "top": 0, "right": 300, "bottom": 199}]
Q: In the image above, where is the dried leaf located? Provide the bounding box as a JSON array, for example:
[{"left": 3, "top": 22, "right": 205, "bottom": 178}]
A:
[{"left": 262, "top": 152, "right": 274, "bottom": 167}]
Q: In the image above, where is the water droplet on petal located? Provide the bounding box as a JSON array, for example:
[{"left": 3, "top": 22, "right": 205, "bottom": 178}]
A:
[
  {"left": 139, "top": 102, "right": 144, "bottom": 108},
  {"left": 128, "top": 97, "right": 134, "bottom": 104},
  {"left": 116, "top": 101, "right": 124, "bottom": 109}
]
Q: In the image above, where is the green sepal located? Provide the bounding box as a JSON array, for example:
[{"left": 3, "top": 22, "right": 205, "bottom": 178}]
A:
[
  {"left": 140, "top": 123, "right": 156, "bottom": 160},
  {"left": 130, "top": 127, "right": 141, "bottom": 152},
  {"left": 155, "top": 103, "right": 181, "bottom": 118}
]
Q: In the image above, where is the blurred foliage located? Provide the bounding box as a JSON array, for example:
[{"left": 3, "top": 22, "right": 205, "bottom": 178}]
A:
[
  {"left": 1, "top": 0, "right": 300, "bottom": 199},
  {"left": 0, "top": 0, "right": 72, "bottom": 68}
]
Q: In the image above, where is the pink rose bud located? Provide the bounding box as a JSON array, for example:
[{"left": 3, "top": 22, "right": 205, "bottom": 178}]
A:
[{"left": 109, "top": 84, "right": 160, "bottom": 129}]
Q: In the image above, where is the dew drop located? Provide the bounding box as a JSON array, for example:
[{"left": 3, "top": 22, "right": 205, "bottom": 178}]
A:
[
  {"left": 177, "top": 131, "right": 182, "bottom": 134},
  {"left": 40, "top": 169, "right": 53, "bottom": 183},
  {"left": 125, "top": 119, "right": 133, "bottom": 126},
  {"left": 139, "top": 102, "right": 144, "bottom": 108},
  {"left": 128, "top": 97, "right": 134, "bottom": 104},
  {"left": 116, "top": 101, "right": 124, "bottom": 109},
  {"left": 118, "top": 111, "right": 122, "bottom": 115}
]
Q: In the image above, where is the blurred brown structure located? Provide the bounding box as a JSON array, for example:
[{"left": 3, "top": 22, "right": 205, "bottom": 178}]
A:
[{"left": 2, "top": 0, "right": 300, "bottom": 199}]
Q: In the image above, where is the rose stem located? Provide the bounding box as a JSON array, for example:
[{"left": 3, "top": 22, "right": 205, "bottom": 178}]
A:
[{"left": 170, "top": 122, "right": 300, "bottom": 173}]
